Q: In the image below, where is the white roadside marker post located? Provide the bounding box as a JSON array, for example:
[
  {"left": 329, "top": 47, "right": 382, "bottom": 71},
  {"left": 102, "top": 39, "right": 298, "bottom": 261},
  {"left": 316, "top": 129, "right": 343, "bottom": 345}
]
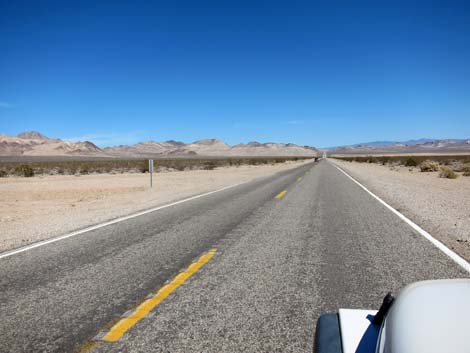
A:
[{"left": 149, "top": 159, "right": 154, "bottom": 188}]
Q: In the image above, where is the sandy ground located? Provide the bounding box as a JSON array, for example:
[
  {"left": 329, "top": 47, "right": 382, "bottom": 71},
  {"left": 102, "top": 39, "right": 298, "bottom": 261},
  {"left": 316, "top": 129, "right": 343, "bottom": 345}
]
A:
[
  {"left": 0, "top": 160, "right": 310, "bottom": 252},
  {"left": 331, "top": 159, "right": 470, "bottom": 261}
]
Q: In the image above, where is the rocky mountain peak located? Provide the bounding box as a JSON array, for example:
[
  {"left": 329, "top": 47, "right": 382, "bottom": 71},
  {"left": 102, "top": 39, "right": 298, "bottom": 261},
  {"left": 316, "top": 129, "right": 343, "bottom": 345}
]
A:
[
  {"left": 193, "top": 139, "right": 226, "bottom": 146},
  {"left": 17, "top": 131, "right": 50, "bottom": 140}
]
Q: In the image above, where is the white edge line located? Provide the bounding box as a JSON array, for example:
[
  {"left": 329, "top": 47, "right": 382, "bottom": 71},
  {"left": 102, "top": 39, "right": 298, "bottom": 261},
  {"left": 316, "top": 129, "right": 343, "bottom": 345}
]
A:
[
  {"left": 0, "top": 182, "right": 247, "bottom": 260},
  {"left": 333, "top": 162, "right": 470, "bottom": 274}
]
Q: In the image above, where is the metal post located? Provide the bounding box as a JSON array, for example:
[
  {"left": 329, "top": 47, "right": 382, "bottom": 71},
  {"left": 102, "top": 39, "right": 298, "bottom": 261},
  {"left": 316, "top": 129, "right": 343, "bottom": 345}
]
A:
[{"left": 149, "top": 159, "right": 154, "bottom": 188}]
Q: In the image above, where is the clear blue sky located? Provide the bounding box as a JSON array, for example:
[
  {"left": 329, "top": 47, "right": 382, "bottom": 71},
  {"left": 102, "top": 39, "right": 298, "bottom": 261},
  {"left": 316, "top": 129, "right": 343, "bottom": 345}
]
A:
[{"left": 1, "top": 1, "right": 469, "bottom": 147}]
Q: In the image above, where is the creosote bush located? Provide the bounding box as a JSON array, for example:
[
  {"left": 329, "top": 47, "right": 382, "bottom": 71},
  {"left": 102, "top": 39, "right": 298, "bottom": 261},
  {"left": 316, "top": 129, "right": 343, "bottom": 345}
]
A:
[
  {"left": 439, "top": 166, "right": 458, "bottom": 179},
  {"left": 79, "top": 167, "right": 89, "bottom": 175},
  {"left": 14, "top": 164, "right": 34, "bottom": 177},
  {"left": 404, "top": 157, "right": 418, "bottom": 167},
  {"left": 462, "top": 164, "right": 470, "bottom": 177},
  {"left": 419, "top": 160, "right": 440, "bottom": 172},
  {"left": 203, "top": 161, "right": 217, "bottom": 170}
]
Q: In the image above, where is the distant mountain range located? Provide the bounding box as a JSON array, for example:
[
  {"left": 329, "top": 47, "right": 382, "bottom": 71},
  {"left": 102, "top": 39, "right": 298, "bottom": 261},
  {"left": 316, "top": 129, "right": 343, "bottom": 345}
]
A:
[
  {"left": 326, "top": 138, "right": 470, "bottom": 155},
  {"left": 327, "top": 138, "right": 437, "bottom": 148},
  {"left": 0, "top": 131, "right": 318, "bottom": 157},
  {"left": 0, "top": 132, "right": 105, "bottom": 157}
]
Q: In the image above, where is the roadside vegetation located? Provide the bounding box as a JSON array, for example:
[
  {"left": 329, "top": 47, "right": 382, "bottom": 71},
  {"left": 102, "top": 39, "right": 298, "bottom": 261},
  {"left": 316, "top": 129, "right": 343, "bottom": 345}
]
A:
[
  {"left": 463, "top": 165, "right": 470, "bottom": 177},
  {"left": 333, "top": 155, "right": 470, "bottom": 179},
  {"left": 438, "top": 166, "right": 459, "bottom": 179},
  {"left": 0, "top": 156, "right": 312, "bottom": 178}
]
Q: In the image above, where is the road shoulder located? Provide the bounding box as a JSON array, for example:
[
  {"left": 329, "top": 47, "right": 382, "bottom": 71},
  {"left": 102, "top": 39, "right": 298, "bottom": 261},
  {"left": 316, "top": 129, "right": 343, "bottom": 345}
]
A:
[{"left": 330, "top": 158, "right": 470, "bottom": 262}]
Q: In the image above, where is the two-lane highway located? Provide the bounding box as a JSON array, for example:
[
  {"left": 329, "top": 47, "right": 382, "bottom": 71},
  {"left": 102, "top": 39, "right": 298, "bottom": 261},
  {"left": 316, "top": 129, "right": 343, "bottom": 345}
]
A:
[{"left": 0, "top": 160, "right": 467, "bottom": 353}]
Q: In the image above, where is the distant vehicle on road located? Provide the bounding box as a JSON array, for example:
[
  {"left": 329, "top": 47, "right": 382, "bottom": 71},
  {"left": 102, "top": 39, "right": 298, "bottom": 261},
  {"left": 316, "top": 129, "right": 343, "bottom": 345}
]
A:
[{"left": 314, "top": 279, "right": 470, "bottom": 353}]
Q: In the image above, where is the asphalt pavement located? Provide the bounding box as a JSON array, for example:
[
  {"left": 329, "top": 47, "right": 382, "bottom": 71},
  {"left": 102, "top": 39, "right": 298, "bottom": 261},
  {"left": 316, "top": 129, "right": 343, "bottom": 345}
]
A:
[{"left": 0, "top": 160, "right": 467, "bottom": 353}]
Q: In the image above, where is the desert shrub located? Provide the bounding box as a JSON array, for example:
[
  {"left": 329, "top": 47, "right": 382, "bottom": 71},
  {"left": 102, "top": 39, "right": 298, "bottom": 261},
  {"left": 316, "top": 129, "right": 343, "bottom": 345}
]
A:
[
  {"left": 462, "top": 164, "right": 470, "bottom": 176},
  {"left": 404, "top": 157, "right": 418, "bottom": 167},
  {"left": 14, "top": 164, "right": 34, "bottom": 177},
  {"left": 378, "top": 156, "right": 390, "bottom": 165},
  {"left": 0, "top": 170, "right": 7, "bottom": 177},
  {"left": 175, "top": 163, "right": 186, "bottom": 171},
  {"left": 439, "top": 166, "right": 458, "bottom": 179},
  {"left": 79, "top": 166, "right": 89, "bottom": 174},
  {"left": 450, "top": 161, "right": 467, "bottom": 172},
  {"left": 419, "top": 160, "right": 439, "bottom": 172},
  {"left": 203, "top": 162, "right": 217, "bottom": 170}
]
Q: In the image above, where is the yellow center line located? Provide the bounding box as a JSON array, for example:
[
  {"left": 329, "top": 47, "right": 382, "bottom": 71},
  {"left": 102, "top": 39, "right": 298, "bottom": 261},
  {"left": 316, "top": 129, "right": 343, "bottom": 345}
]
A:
[
  {"left": 102, "top": 249, "right": 217, "bottom": 342},
  {"left": 275, "top": 190, "right": 287, "bottom": 199}
]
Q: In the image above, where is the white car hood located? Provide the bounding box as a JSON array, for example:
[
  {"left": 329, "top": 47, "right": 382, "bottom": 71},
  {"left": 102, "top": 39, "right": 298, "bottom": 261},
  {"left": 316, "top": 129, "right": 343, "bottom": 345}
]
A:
[{"left": 380, "top": 279, "right": 470, "bottom": 353}]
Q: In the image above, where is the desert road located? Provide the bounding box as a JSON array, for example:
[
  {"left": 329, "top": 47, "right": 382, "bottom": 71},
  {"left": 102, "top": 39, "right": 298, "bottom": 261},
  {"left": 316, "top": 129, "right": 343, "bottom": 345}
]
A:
[{"left": 0, "top": 160, "right": 468, "bottom": 353}]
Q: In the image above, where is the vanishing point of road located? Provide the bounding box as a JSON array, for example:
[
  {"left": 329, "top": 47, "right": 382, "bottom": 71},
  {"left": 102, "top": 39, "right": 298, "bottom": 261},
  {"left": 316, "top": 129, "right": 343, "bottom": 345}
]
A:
[{"left": 0, "top": 160, "right": 467, "bottom": 352}]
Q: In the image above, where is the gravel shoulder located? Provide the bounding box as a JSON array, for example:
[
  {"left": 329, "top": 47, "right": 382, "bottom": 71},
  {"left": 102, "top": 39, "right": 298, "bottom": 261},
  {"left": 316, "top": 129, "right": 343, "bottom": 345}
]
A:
[
  {"left": 0, "top": 160, "right": 310, "bottom": 252},
  {"left": 331, "top": 159, "right": 470, "bottom": 261}
]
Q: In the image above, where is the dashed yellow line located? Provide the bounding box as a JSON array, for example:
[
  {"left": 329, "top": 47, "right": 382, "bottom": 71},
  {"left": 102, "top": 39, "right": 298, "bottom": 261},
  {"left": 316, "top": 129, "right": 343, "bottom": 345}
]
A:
[
  {"left": 102, "top": 249, "right": 217, "bottom": 342},
  {"left": 275, "top": 190, "right": 287, "bottom": 199}
]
